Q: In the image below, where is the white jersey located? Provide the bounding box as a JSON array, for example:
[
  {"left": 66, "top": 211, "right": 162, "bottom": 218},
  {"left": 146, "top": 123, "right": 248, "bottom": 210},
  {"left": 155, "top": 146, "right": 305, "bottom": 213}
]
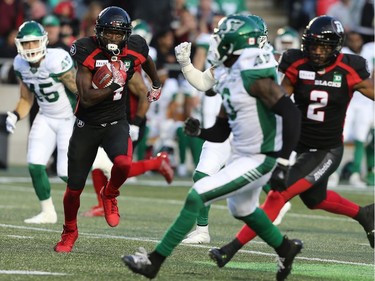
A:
[
  {"left": 213, "top": 47, "right": 282, "bottom": 156},
  {"left": 13, "top": 48, "right": 76, "bottom": 119},
  {"left": 342, "top": 44, "right": 374, "bottom": 142}
]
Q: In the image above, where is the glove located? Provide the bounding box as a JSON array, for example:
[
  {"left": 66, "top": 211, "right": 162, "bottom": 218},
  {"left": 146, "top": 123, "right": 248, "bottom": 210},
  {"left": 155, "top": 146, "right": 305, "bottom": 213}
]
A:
[
  {"left": 183, "top": 117, "right": 201, "bottom": 137},
  {"left": 175, "top": 42, "right": 192, "bottom": 68},
  {"left": 6, "top": 111, "right": 19, "bottom": 134},
  {"left": 147, "top": 85, "right": 162, "bottom": 102},
  {"left": 110, "top": 61, "right": 127, "bottom": 89},
  {"left": 129, "top": 124, "right": 140, "bottom": 142},
  {"left": 269, "top": 158, "right": 289, "bottom": 191}
]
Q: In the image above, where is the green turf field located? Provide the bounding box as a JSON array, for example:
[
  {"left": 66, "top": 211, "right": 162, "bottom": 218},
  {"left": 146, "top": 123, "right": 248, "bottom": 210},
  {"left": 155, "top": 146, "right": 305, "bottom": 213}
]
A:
[{"left": 0, "top": 167, "right": 374, "bottom": 281}]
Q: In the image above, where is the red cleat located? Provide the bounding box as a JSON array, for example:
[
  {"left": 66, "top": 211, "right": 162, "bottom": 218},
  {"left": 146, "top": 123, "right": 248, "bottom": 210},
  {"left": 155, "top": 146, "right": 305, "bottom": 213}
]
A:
[
  {"left": 81, "top": 205, "right": 105, "bottom": 217},
  {"left": 54, "top": 225, "right": 78, "bottom": 253},
  {"left": 100, "top": 186, "right": 120, "bottom": 227},
  {"left": 156, "top": 152, "right": 174, "bottom": 184}
]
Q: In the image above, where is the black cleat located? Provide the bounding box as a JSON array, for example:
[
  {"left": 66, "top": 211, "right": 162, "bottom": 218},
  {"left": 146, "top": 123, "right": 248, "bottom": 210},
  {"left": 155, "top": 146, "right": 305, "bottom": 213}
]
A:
[
  {"left": 208, "top": 247, "right": 235, "bottom": 268},
  {"left": 276, "top": 239, "right": 303, "bottom": 281},
  {"left": 122, "top": 247, "right": 160, "bottom": 279},
  {"left": 360, "top": 204, "right": 374, "bottom": 248}
]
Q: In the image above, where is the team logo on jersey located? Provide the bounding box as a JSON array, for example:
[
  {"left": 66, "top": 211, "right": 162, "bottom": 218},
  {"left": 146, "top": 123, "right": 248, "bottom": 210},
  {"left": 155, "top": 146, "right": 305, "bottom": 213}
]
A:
[
  {"left": 77, "top": 119, "right": 85, "bottom": 128},
  {"left": 70, "top": 44, "right": 76, "bottom": 56},
  {"left": 96, "top": 60, "right": 109, "bottom": 67},
  {"left": 299, "top": 70, "right": 315, "bottom": 80},
  {"left": 333, "top": 72, "right": 342, "bottom": 83},
  {"left": 123, "top": 60, "right": 131, "bottom": 71}
]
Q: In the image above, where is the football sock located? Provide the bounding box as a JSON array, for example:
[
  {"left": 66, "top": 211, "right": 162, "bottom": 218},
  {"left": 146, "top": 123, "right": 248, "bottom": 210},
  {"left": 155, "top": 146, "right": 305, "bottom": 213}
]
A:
[
  {"left": 92, "top": 169, "right": 107, "bottom": 206},
  {"left": 239, "top": 207, "right": 283, "bottom": 248},
  {"left": 352, "top": 140, "right": 364, "bottom": 173},
  {"left": 192, "top": 170, "right": 210, "bottom": 226},
  {"left": 108, "top": 154, "right": 132, "bottom": 189},
  {"left": 312, "top": 190, "right": 360, "bottom": 218},
  {"left": 128, "top": 158, "right": 160, "bottom": 177},
  {"left": 28, "top": 163, "right": 51, "bottom": 200},
  {"left": 63, "top": 187, "right": 83, "bottom": 229},
  {"left": 176, "top": 127, "right": 187, "bottom": 165},
  {"left": 197, "top": 206, "right": 210, "bottom": 226},
  {"left": 155, "top": 189, "right": 203, "bottom": 256},
  {"left": 236, "top": 190, "right": 286, "bottom": 245}
]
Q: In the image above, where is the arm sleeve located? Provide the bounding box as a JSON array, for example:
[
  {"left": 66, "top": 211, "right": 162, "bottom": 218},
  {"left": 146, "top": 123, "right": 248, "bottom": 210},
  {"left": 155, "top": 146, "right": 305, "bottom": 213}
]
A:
[
  {"left": 181, "top": 63, "right": 216, "bottom": 92},
  {"left": 198, "top": 116, "right": 231, "bottom": 142},
  {"left": 271, "top": 95, "right": 301, "bottom": 159}
]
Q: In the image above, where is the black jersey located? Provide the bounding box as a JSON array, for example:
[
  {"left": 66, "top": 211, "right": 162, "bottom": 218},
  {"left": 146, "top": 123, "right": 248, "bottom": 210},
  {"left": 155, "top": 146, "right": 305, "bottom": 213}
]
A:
[
  {"left": 279, "top": 49, "right": 370, "bottom": 149},
  {"left": 70, "top": 34, "right": 149, "bottom": 125}
]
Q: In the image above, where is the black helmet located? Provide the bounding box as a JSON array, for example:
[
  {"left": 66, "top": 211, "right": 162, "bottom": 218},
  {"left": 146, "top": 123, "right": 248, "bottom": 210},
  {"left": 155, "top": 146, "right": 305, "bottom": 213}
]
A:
[
  {"left": 302, "top": 15, "right": 345, "bottom": 69},
  {"left": 95, "top": 6, "right": 132, "bottom": 55}
]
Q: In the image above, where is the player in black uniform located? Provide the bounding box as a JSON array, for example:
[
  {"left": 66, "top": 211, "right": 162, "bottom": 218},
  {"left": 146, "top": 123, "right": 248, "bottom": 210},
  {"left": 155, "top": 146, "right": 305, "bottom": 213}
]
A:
[
  {"left": 54, "top": 6, "right": 162, "bottom": 253},
  {"left": 208, "top": 15, "right": 375, "bottom": 271}
]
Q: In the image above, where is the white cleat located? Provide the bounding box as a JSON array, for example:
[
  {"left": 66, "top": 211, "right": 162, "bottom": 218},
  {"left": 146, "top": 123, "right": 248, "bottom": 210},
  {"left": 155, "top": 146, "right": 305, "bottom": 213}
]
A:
[
  {"left": 24, "top": 211, "right": 57, "bottom": 224},
  {"left": 349, "top": 173, "right": 367, "bottom": 188},
  {"left": 273, "top": 201, "right": 291, "bottom": 226},
  {"left": 328, "top": 172, "right": 340, "bottom": 188},
  {"left": 182, "top": 225, "right": 210, "bottom": 244}
]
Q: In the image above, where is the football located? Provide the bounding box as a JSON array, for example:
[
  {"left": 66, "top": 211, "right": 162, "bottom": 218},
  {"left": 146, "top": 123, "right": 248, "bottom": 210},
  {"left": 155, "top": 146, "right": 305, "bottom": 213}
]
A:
[{"left": 92, "top": 61, "right": 122, "bottom": 89}]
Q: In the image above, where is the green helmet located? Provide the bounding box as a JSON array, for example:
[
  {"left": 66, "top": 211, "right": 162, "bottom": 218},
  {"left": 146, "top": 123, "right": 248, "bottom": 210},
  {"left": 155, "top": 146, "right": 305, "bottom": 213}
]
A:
[
  {"left": 248, "top": 14, "right": 269, "bottom": 49},
  {"left": 131, "top": 19, "right": 152, "bottom": 45},
  {"left": 15, "top": 21, "right": 48, "bottom": 63},
  {"left": 274, "top": 26, "right": 300, "bottom": 53},
  {"left": 207, "top": 14, "right": 264, "bottom": 65}
]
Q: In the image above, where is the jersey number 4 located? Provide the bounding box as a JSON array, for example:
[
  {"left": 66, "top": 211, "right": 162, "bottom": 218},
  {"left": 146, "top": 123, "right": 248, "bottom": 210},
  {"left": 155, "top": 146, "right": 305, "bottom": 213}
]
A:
[{"left": 307, "top": 90, "right": 328, "bottom": 122}]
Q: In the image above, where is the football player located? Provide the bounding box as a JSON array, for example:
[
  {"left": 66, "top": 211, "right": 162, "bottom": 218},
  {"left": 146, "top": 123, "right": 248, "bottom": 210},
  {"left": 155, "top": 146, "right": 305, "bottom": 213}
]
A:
[
  {"left": 181, "top": 14, "right": 291, "bottom": 245},
  {"left": 81, "top": 19, "right": 174, "bottom": 218},
  {"left": 6, "top": 21, "right": 77, "bottom": 224},
  {"left": 122, "top": 14, "right": 303, "bottom": 281},
  {"left": 54, "top": 6, "right": 162, "bottom": 253},
  {"left": 207, "top": 16, "right": 375, "bottom": 269}
]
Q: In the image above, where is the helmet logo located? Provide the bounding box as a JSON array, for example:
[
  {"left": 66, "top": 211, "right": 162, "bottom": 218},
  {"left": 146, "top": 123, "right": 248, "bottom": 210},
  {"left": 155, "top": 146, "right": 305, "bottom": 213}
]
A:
[
  {"left": 333, "top": 21, "right": 344, "bottom": 33},
  {"left": 220, "top": 19, "right": 244, "bottom": 33}
]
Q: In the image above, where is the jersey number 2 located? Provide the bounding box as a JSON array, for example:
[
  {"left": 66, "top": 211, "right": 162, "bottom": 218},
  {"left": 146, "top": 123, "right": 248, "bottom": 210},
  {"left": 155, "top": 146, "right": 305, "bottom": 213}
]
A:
[{"left": 307, "top": 90, "right": 328, "bottom": 122}]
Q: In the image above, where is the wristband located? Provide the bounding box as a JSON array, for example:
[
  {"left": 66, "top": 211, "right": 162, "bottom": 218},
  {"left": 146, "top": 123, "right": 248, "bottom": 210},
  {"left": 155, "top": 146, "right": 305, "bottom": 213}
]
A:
[
  {"left": 13, "top": 111, "right": 20, "bottom": 121},
  {"left": 132, "top": 115, "right": 144, "bottom": 126}
]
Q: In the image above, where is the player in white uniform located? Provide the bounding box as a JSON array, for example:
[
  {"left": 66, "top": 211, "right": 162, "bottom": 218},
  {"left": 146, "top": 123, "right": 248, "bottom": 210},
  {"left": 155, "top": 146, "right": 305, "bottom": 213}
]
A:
[
  {"left": 341, "top": 32, "right": 374, "bottom": 187},
  {"left": 6, "top": 21, "right": 77, "bottom": 224},
  {"left": 122, "top": 15, "right": 303, "bottom": 281},
  {"left": 181, "top": 14, "right": 291, "bottom": 244}
]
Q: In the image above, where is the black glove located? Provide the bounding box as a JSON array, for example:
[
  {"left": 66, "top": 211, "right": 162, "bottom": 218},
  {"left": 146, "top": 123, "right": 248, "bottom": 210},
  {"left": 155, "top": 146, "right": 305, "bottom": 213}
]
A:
[
  {"left": 270, "top": 158, "right": 289, "bottom": 191},
  {"left": 184, "top": 117, "right": 201, "bottom": 137}
]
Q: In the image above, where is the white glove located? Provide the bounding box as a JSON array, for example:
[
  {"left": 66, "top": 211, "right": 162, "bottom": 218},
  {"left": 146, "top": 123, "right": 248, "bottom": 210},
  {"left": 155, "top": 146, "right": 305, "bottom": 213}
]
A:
[
  {"left": 6, "top": 111, "right": 18, "bottom": 134},
  {"left": 129, "top": 124, "right": 140, "bottom": 141},
  {"left": 175, "top": 42, "right": 192, "bottom": 68}
]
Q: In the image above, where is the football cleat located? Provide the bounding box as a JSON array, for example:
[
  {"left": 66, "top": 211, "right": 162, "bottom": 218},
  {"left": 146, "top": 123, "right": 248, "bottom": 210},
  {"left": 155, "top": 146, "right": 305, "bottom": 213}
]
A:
[
  {"left": 24, "top": 211, "right": 57, "bottom": 224},
  {"left": 358, "top": 203, "right": 374, "bottom": 248},
  {"left": 54, "top": 225, "right": 78, "bottom": 253},
  {"left": 100, "top": 186, "right": 120, "bottom": 227},
  {"left": 349, "top": 173, "right": 367, "bottom": 188},
  {"left": 122, "top": 247, "right": 160, "bottom": 279},
  {"left": 208, "top": 247, "right": 235, "bottom": 268},
  {"left": 276, "top": 238, "right": 303, "bottom": 281},
  {"left": 156, "top": 152, "right": 174, "bottom": 184},
  {"left": 182, "top": 225, "right": 210, "bottom": 244}
]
